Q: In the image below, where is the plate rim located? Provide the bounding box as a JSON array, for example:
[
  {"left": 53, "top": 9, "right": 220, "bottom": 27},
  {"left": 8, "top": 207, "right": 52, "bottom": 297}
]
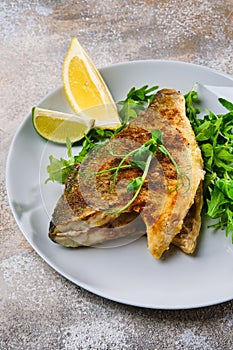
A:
[{"left": 6, "top": 59, "right": 233, "bottom": 310}]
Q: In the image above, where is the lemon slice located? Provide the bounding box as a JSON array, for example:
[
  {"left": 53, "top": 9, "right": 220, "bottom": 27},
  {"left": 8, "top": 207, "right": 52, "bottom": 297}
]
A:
[
  {"left": 62, "top": 37, "right": 121, "bottom": 129},
  {"left": 32, "top": 107, "right": 94, "bottom": 144}
]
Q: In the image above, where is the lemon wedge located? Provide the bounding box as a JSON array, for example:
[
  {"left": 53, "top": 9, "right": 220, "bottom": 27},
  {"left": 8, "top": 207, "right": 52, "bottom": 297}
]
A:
[
  {"left": 32, "top": 107, "right": 94, "bottom": 144},
  {"left": 62, "top": 37, "right": 121, "bottom": 129}
]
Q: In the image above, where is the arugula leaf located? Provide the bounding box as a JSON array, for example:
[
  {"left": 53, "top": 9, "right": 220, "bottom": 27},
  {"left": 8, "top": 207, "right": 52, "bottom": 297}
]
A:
[
  {"left": 216, "top": 178, "right": 233, "bottom": 201},
  {"left": 206, "top": 186, "right": 228, "bottom": 218}
]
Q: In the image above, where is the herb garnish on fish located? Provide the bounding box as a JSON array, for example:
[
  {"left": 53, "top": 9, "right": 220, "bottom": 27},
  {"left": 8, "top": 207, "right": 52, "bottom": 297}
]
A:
[{"left": 89, "top": 129, "right": 185, "bottom": 215}]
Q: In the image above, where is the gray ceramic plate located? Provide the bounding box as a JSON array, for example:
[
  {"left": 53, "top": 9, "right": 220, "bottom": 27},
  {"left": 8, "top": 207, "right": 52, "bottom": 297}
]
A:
[{"left": 6, "top": 60, "right": 233, "bottom": 309}]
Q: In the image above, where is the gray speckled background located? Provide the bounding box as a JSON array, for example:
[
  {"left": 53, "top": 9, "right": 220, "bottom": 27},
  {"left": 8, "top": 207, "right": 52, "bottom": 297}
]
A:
[{"left": 1, "top": 1, "right": 233, "bottom": 349}]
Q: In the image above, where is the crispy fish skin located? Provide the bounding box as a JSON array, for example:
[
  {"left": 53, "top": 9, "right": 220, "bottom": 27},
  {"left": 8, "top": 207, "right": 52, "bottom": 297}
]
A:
[{"left": 49, "top": 88, "right": 204, "bottom": 258}]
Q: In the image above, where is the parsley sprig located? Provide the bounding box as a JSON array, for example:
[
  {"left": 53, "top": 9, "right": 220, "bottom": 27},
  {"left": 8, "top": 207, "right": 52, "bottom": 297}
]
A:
[{"left": 185, "top": 89, "right": 233, "bottom": 241}]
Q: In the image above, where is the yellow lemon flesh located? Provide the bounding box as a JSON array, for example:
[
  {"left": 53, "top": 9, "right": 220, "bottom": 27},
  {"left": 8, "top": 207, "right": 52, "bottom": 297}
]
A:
[
  {"left": 32, "top": 107, "right": 94, "bottom": 144},
  {"left": 62, "top": 37, "right": 121, "bottom": 129}
]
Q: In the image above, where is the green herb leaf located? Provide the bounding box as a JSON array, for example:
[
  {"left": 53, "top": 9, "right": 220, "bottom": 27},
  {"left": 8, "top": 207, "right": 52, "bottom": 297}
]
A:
[
  {"left": 127, "top": 177, "right": 143, "bottom": 192},
  {"left": 185, "top": 87, "right": 233, "bottom": 242},
  {"left": 184, "top": 89, "right": 201, "bottom": 129},
  {"left": 200, "top": 143, "right": 213, "bottom": 158},
  {"left": 46, "top": 156, "right": 72, "bottom": 184},
  {"left": 132, "top": 145, "right": 150, "bottom": 170},
  {"left": 219, "top": 98, "right": 233, "bottom": 111},
  {"left": 151, "top": 129, "right": 163, "bottom": 145},
  {"left": 206, "top": 186, "right": 228, "bottom": 218},
  {"left": 118, "top": 85, "right": 159, "bottom": 124},
  {"left": 216, "top": 178, "right": 233, "bottom": 201},
  {"left": 225, "top": 208, "right": 233, "bottom": 240},
  {"left": 46, "top": 138, "right": 75, "bottom": 184}
]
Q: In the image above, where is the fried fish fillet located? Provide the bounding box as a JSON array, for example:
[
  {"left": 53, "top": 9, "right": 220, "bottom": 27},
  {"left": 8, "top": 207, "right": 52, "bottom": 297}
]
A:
[
  {"left": 124, "top": 88, "right": 205, "bottom": 258},
  {"left": 49, "top": 88, "right": 204, "bottom": 258}
]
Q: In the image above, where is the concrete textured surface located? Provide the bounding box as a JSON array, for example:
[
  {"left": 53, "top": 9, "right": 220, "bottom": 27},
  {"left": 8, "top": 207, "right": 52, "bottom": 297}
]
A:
[{"left": 1, "top": 0, "right": 233, "bottom": 349}]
